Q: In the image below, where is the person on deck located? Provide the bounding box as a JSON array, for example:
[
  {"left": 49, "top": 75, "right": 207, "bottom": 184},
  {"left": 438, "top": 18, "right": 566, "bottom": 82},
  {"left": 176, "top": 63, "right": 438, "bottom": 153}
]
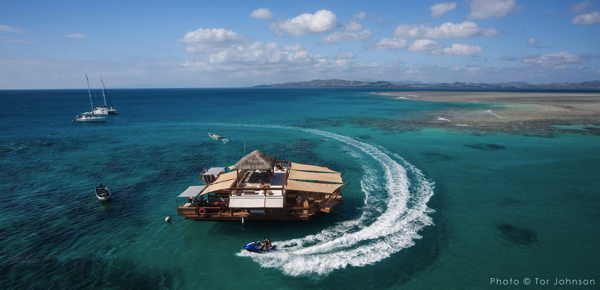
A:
[{"left": 259, "top": 180, "right": 268, "bottom": 195}]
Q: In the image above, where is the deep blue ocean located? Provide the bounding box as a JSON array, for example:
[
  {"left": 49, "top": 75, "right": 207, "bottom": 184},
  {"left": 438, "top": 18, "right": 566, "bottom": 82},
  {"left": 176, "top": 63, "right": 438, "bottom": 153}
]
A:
[{"left": 1, "top": 88, "right": 599, "bottom": 289}]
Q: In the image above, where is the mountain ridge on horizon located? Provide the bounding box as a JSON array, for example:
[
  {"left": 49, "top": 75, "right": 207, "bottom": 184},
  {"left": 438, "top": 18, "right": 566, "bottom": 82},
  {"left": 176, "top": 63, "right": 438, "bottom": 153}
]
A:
[{"left": 254, "top": 79, "right": 600, "bottom": 90}]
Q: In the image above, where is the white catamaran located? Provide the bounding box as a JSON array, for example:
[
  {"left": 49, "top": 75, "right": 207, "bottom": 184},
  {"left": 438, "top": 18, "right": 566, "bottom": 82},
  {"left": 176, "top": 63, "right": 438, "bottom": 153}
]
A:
[
  {"left": 74, "top": 74, "right": 106, "bottom": 123},
  {"left": 96, "top": 76, "right": 118, "bottom": 115}
]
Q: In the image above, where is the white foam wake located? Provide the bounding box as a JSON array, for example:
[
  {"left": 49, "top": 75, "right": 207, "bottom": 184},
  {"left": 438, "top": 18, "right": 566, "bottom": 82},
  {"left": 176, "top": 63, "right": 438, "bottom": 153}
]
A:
[
  {"left": 199, "top": 123, "right": 435, "bottom": 276},
  {"left": 485, "top": 110, "right": 506, "bottom": 119}
]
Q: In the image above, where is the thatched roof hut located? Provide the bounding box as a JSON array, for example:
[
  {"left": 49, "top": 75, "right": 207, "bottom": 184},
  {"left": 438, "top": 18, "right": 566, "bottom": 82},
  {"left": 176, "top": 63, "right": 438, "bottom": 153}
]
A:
[{"left": 231, "top": 150, "right": 276, "bottom": 171}]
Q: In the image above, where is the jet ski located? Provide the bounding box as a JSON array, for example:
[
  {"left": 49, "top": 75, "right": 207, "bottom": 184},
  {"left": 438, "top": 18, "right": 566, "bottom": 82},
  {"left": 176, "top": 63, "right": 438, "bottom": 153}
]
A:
[{"left": 244, "top": 241, "right": 277, "bottom": 253}]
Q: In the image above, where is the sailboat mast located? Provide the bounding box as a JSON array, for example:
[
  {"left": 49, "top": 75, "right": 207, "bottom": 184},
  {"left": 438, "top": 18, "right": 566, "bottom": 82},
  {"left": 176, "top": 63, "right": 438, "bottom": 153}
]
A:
[
  {"left": 85, "top": 74, "right": 94, "bottom": 111},
  {"left": 100, "top": 75, "right": 107, "bottom": 108}
]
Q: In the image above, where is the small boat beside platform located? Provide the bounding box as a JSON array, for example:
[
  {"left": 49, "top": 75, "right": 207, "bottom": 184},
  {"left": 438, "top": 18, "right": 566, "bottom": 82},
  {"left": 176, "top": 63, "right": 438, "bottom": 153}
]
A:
[
  {"left": 208, "top": 133, "right": 223, "bottom": 140},
  {"left": 176, "top": 150, "right": 349, "bottom": 222},
  {"left": 96, "top": 183, "right": 111, "bottom": 201}
]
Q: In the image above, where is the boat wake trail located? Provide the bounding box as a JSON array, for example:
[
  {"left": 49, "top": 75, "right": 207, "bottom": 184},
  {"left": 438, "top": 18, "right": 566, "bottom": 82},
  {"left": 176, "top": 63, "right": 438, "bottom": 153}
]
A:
[{"left": 202, "top": 123, "right": 435, "bottom": 277}]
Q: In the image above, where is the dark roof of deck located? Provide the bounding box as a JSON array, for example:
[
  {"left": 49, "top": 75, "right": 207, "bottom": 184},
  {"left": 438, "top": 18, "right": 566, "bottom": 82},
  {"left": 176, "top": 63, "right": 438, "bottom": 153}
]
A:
[{"left": 231, "top": 150, "right": 276, "bottom": 171}]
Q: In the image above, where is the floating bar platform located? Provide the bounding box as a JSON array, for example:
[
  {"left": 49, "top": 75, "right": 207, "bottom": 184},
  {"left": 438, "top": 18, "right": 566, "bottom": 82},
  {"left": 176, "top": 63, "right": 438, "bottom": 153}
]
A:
[{"left": 175, "top": 150, "right": 348, "bottom": 222}]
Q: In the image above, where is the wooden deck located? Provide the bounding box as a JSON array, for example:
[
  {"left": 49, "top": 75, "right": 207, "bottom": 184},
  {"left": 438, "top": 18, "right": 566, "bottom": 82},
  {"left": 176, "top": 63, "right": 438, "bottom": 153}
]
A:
[{"left": 319, "top": 198, "right": 343, "bottom": 213}]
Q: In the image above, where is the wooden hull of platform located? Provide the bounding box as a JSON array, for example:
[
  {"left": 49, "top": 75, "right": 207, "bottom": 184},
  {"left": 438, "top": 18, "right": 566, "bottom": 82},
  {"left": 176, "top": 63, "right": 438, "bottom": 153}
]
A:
[{"left": 183, "top": 214, "right": 313, "bottom": 221}]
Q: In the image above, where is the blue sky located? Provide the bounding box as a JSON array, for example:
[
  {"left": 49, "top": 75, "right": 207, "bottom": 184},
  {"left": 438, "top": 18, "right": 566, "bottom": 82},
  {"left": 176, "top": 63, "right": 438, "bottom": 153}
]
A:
[{"left": 1, "top": 0, "right": 600, "bottom": 89}]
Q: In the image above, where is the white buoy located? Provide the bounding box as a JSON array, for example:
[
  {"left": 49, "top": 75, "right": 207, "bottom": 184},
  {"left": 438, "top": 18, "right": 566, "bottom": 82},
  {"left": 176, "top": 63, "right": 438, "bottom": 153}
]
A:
[
  {"left": 165, "top": 216, "right": 171, "bottom": 223},
  {"left": 242, "top": 217, "right": 245, "bottom": 224}
]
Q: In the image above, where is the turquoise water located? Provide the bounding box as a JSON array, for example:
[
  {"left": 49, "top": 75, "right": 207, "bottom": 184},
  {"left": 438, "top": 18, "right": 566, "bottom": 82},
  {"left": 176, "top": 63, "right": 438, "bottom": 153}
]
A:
[{"left": 1, "top": 89, "right": 599, "bottom": 289}]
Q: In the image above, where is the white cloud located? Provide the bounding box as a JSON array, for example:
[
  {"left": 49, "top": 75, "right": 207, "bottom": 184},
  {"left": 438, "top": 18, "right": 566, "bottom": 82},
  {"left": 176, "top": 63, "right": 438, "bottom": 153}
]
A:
[
  {"left": 405, "top": 68, "right": 420, "bottom": 75},
  {"left": 351, "top": 11, "right": 367, "bottom": 20},
  {"left": 178, "top": 28, "right": 388, "bottom": 83},
  {"left": 180, "top": 28, "right": 245, "bottom": 44},
  {"left": 393, "top": 21, "right": 497, "bottom": 39},
  {"left": 408, "top": 39, "right": 442, "bottom": 51},
  {"left": 466, "top": 66, "right": 481, "bottom": 72},
  {"left": 433, "top": 44, "right": 483, "bottom": 55},
  {"left": 196, "top": 41, "right": 307, "bottom": 65},
  {"left": 179, "top": 28, "right": 247, "bottom": 53},
  {"left": 180, "top": 29, "right": 318, "bottom": 77},
  {"left": 571, "top": 1, "right": 595, "bottom": 14},
  {"left": 431, "top": 2, "right": 457, "bottom": 17},
  {"left": 526, "top": 38, "right": 537, "bottom": 46},
  {"left": 250, "top": 8, "right": 273, "bottom": 20},
  {"left": 572, "top": 11, "right": 600, "bottom": 25},
  {"left": 468, "top": 0, "right": 516, "bottom": 19},
  {"left": 319, "top": 29, "right": 371, "bottom": 44},
  {"left": 64, "top": 33, "right": 87, "bottom": 39},
  {"left": 345, "top": 21, "right": 363, "bottom": 32},
  {"left": 181, "top": 40, "right": 381, "bottom": 82},
  {"left": 271, "top": 10, "right": 337, "bottom": 36},
  {"left": 319, "top": 11, "right": 371, "bottom": 44},
  {"left": 335, "top": 52, "right": 356, "bottom": 59},
  {"left": 0, "top": 25, "right": 30, "bottom": 43},
  {"left": 373, "top": 37, "right": 481, "bottom": 56},
  {"left": 522, "top": 52, "right": 581, "bottom": 66},
  {"left": 372, "top": 38, "right": 408, "bottom": 50},
  {"left": 346, "top": 11, "right": 367, "bottom": 31},
  {"left": 0, "top": 25, "right": 22, "bottom": 33},
  {"left": 0, "top": 35, "right": 32, "bottom": 44},
  {"left": 283, "top": 43, "right": 303, "bottom": 51},
  {"left": 314, "top": 54, "right": 328, "bottom": 60},
  {"left": 500, "top": 55, "right": 518, "bottom": 61}
]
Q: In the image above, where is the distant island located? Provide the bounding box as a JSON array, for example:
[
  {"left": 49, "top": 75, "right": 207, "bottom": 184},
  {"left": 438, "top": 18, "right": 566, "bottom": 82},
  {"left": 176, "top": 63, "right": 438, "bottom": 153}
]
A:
[{"left": 255, "top": 79, "right": 600, "bottom": 91}]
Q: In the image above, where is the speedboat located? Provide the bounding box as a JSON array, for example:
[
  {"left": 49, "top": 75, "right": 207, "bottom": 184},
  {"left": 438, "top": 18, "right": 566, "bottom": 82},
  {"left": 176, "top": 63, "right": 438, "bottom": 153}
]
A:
[
  {"left": 244, "top": 241, "right": 277, "bottom": 253},
  {"left": 208, "top": 133, "right": 224, "bottom": 140},
  {"left": 95, "top": 183, "right": 112, "bottom": 201}
]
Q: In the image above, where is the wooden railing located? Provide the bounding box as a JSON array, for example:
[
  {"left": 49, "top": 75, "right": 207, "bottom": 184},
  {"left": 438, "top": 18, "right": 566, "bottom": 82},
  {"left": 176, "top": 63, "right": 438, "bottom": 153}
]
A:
[{"left": 321, "top": 182, "right": 349, "bottom": 208}]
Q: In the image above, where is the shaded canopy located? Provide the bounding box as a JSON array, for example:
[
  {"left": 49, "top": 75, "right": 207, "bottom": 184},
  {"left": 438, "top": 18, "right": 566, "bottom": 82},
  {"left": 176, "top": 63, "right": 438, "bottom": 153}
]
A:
[
  {"left": 291, "top": 162, "right": 338, "bottom": 173},
  {"left": 286, "top": 180, "right": 341, "bottom": 194},
  {"left": 231, "top": 150, "right": 276, "bottom": 171},
  {"left": 203, "top": 178, "right": 236, "bottom": 194},
  {"left": 211, "top": 171, "right": 239, "bottom": 184},
  {"left": 289, "top": 170, "right": 343, "bottom": 183},
  {"left": 177, "top": 186, "right": 206, "bottom": 198}
]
